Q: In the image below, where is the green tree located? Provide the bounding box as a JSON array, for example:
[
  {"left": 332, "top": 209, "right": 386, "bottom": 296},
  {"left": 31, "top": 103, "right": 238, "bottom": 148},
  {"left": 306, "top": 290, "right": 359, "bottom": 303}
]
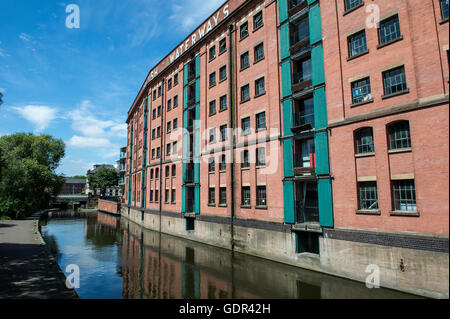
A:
[
  {"left": 88, "top": 167, "right": 118, "bottom": 197},
  {"left": 0, "top": 133, "right": 65, "bottom": 219}
]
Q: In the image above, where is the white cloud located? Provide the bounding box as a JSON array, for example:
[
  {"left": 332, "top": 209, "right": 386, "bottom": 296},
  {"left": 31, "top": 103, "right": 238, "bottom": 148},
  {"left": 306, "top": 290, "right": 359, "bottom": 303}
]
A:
[
  {"left": 19, "top": 33, "right": 33, "bottom": 42},
  {"left": 67, "top": 136, "right": 116, "bottom": 149},
  {"left": 12, "top": 105, "right": 58, "bottom": 131},
  {"left": 169, "top": 0, "right": 226, "bottom": 32}
]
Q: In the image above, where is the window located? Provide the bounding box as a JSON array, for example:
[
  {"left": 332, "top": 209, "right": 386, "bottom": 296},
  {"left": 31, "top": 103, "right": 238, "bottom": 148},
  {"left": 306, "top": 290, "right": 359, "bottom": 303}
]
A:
[
  {"left": 351, "top": 78, "right": 372, "bottom": 104},
  {"left": 208, "top": 157, "right": 215, "bottom": 173},
  {"left": 219, "top": 38, "right": 227, "bottom": 54},
  {"left": 153, "top": 89, "right": 157, "bottom": 101},
  {"left": 254, "top": 43, "right": 264, "bottom": 62},
  {"left": 256, "top": 147, "right": 266, "bottom": 166},
  {"left": 241, "top": 150, "right": 250, "bottom": 168},
  {"left": 387, "top": 121, "right": 411, "bottom": 150},
  {"left": 152, "top": 149, "right": 155, "bottom": 159},
  {"left": 152, "top": 109, "right": 156, "bottom": 120},
  {"left": 256, "top": 186, "right": 266, "bottom": 207},
  {"left": 219, "top": 187, "right": 227, "bottom": 205},
  {"left": 209, "top": 46, "right": 216, "bottom": 61},
  {"left": 172, "top": 164, "right": 176, "bottom": 177},
  {"left": 157, "top": 105, "right": 161, "bottom": 117},
  {"left": 240, "top": 21, "right": 249, "bottom": 39},
  {"left": 219, "top": 65, "right": 227, "bottom": 82},
  {"left": 378, "top": 15, "right": 401, "bottom": 45},
  {"left": 219, "top": 155, "right": 226, "bottom": 171},
  {"left": 256, "top": 112, "right": 266, "bottom": 130},
  {"left": 242, "top": 186, "right": 251, "bottom": 206},
  {"left": 165, "top": 189, "right": 170, "bottom": 203},
  {"left": 209, "top": 100, "right": 216, "bottom": 116},
  {"left": 209, "top": 188, "right": 216, "bottom": 205},
  {"left": 209, "top": 72, "right": 216, "bottom": 87},
  {"left": 392, "top": 180, "right": 416, "bottom": 211},
  {"left": 253, "top": 11, "right": 263, "bottom": 30},
  {"left": 173, "top": 141, "right": 178, "bottom": 154},
  {"left": 293, "top": 57, "right": 312, "bottom": 84},
  {"left": 173, "top": 118, "right": 178, "bottom": 130},
  {"left": 166, "top": 143, "right": 171, "bottom": 156},
  {"left": 358, "top": 182, "right": 378, "bottom": 210},
  {"left": 242, "top": 117, "right": 251, "bottom": 135},
  {"left": 345, "top": 0, "right": 363, "bottom": 11},
  {"left": 209, "top": 128, "right": 216, "bottom": 144},
  {"left": 383, "top": 66, "right": 407, "bottom": 96},
  {"left": 441, "top": 0, "right": 449, "bottom": 20},
  {"left": 157, "top": 126, "right": 161, "bottom": 137},
  {"left": 155, "top": 189, "right": 159, "bottom": 203},
  {"left": 150, "top": 169, "right": 154, "bottom": 179},
  {"left": 219, "top": 95, "right": 227, "bottom": 111},
  {"left": 348, "top": 31, "right": 367, "bottom": 57},
  {"left": 241, "top": 84, "right": 250, "bottom": 102},
  {"left": 171, "top": 189, "right": 176, "bottom": 203},
  {"left": 152, "top": 128, "right": 156, "bottom": 140},
  {"left": 158, "top": 86, "right": 162, "bottom": 97},
  {"left": 167, "top": 121, "right": 172, "bottom": 133},
  {"left": 220, "top": 125, "right": 227, "bottom": 141},
  {"left": 165, "top": 166, "right": 170, "bottom": 178},
  {"left": 174, "top": 73, "right": 179, "bottom": 86},
  {"left": 167, "top": 99, "right": 172, "bottom": 111},
  {"left": 255, "top": 77, "right": 265, "bottom": 96},
  {"left": 354, "top": 127, "right": 374, "bottom": 154},
  {"left": 241, "top": 52, "right": 249, "bottom": 70},
  {"left": 155, "top": 167, "right": 159, "bottom": 179},
  {"left": 156, "top": 147, "right": 161, "bottom": 158},
  {"left": 291, "top": 17, "right": 309, "bottom": 45},
  {"left": 173, "top": 95, "right": 178, "bottom": 108},
  {"left": 150, "top": 190, "right": 153, "bottom": 202},
  {"left": 168, "top": 78, "right": 172, "bottom": 90}
]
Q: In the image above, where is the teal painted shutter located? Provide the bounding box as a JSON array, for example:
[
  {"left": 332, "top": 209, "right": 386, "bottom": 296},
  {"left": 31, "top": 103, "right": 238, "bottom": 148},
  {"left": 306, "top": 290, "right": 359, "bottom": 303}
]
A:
[
  {"left": 278, "top": 0, "right": 289, "bottom": 24},
  {"left": 283, "top": 181, "right": 295, "bottom": 223},
  {"left": 280, "top": 23, "right": 291, "bottom": 60},
  {"left": 182, "top": 186, "right": 186, "bottom": 213},
  {"left": 283, "top": 138, "right": 294, "bottom": 178},
  {"left": 313, "top": 87, "right": 327, "bottom": 129},
  {"left": 307, "top": 0, "right": 317, "bottom": 5},
  {"left": 195, "top": 55, "right": 201, "bottom": 77},
  {"left": 312, "top": 44, "right": 325, "bottom": 86},
  {"left": 194, "top": 186, "right": 200, "bottom": 214},
  {"left": 195, "top": 80, "right": 200, "bottom": 103},
  {"left": 318, "top": 179, "right": 333, "bottom": 227},
  {"left": 184, "top": 86, "right": 189, "bottom": 109},
  {"left": 283, "top": 99, "right": 293, "bottom": 136},
  {"left": 184, "top": 64, "right": 189, "bottom": 85},
  {"left": 309, "top": 4, "right": 322, "bottom": 45},
  {"left": 315, "top": 131, "right": 330, "bottom": 175},
  {"left": 281, "top": 60, "right": 292, "bottom": 98}
]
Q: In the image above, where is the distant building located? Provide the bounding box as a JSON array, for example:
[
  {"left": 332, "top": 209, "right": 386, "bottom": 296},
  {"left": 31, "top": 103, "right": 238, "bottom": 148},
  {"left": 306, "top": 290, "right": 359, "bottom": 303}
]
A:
[
  {"left": 86, "top": 164, "right": 120, "bottom": 197},
  {"left": 117, "top": 147, "right": 127, "bottom": 187},
  {"left": 60, "top": 178, "right": 86, "bottom": 195}
]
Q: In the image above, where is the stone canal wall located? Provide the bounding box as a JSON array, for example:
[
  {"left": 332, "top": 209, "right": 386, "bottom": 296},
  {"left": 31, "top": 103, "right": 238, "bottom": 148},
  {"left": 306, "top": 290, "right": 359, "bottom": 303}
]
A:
[
  {"left": 121, "top": 205, "right": 449, "bottom": 298},
  {"left": 98, "top": 199, "right": 121, "bottom": 215}
]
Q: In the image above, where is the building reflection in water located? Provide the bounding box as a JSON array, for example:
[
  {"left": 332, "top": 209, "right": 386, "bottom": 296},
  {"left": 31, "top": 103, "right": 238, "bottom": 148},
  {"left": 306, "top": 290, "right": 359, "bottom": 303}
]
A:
[{"left": 119, "top": 217, "right": 416, "bottom": 299}]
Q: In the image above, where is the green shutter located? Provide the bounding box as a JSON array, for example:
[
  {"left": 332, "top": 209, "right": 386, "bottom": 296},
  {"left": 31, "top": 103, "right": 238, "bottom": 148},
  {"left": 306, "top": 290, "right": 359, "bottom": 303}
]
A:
[
  {"left": 182, "top": 186, "right": 186, "bottom": 213},
  {"left": 315, "top": 131, "right": 330, "bottom": 175},
  {"left": 318, "top": 179, "right": 333, "bottom": 227},
  {"left": 312, "top": 44, "right": 325, "bottom": 86},
  {"left": 278, "top": 0, "right": 289, "bottom": 24},
  {"left": 313, "top": 87, "right": 327, "bottom": 129},
  {"left": 307, "top": 0, "right": 317, "bottom": 5},
  {"left": 309, "top": 4, "right": 322, "bottom": 45},
  {"left": 283, "top": 99, "right": 293, "bottom": 137},
  {"left": 184, "top": 64, "right": 189, "bottom": 85},
  {"left": 184, "top": 86, "right": 189, "bottom": 109},
  {"left": 195, "top": 80, "right": 200, "bottom": 103},
  {"left": 280, "top": 23, "right": 291, "bottom": 60},
  {"left": 283, "top": 181, "right": 295, "bottom": 224},
  {"left": 195, "top": 55, "right": 201, "bottom": 77},
  {"left": 194, "top": 186, "right": 200, "bottom": 214},
  {"left": 281, "top": 60, "right": 292, "bottom": 98},
  {"left": 283, "top": 138, "right": 294, "bottom": 178},
  {"left": 194, "top": 163, "right": 200, "bottom": 184}
]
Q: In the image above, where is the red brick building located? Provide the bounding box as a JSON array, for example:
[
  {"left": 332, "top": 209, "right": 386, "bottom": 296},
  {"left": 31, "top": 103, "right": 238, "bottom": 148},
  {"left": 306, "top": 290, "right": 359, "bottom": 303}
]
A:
[{"left": 123, "top": 0, "right": 449, "bottom": 298}]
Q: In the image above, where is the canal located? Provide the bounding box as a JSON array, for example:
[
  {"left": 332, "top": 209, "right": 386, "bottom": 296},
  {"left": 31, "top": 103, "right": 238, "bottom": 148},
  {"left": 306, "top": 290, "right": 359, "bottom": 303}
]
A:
[{"left": 40, "top": 211, "right": 419, "bottom": 299}]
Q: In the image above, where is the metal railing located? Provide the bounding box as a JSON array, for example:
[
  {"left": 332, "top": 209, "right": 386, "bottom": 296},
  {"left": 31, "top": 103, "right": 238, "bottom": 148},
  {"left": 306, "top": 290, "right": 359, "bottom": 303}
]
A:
[
  {"left": 292, "top": 113, "right": 314, "bottom": 129},
  {"left": 292, "top": 72, "right": 312, "bottom": 85}
]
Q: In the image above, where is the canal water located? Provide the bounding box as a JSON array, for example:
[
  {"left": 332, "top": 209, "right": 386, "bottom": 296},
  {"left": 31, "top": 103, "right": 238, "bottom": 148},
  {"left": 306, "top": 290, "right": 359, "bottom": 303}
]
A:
[{"left": 40, "top": 211, "right": 419, "bottom": 299}]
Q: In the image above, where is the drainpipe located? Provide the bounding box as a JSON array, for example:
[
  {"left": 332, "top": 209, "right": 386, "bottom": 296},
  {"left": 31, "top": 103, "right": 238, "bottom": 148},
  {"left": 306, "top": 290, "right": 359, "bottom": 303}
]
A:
[
  {"left": 159, "top": 77, "right": 165, "bottom": 233},
  {"left": 228, "top": 23, "right": 235, "bottom": 251}
]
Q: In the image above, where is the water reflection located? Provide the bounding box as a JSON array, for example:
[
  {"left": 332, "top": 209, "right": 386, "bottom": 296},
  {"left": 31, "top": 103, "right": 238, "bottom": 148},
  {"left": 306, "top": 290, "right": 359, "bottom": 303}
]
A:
[{"left": 41, "top": 212, "right": 420, "bottom": 299}]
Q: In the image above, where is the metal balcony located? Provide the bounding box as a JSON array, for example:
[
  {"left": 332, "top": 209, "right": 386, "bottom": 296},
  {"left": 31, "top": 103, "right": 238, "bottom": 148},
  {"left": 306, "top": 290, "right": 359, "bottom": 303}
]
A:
[
  {"left": 293, "top": 153, "right": 316, "bottom": 175},
  {"left": 292, "top": 113, "right": 314, "bottom": 132},
  {"left": 295, "top": 201, "right": 319, "bottom": 224}
]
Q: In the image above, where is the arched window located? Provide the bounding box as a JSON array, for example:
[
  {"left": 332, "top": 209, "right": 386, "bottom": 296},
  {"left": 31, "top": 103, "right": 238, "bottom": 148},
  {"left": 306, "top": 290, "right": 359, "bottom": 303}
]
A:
[
  {"left": 354, "top": 127, "right": 374, "bottom": 154},
  {"left": 171, "top": 164, "right": 176, "bottom": 177},
  {"left": 387, "top": 121, "right": 411, "bottom": 150}
]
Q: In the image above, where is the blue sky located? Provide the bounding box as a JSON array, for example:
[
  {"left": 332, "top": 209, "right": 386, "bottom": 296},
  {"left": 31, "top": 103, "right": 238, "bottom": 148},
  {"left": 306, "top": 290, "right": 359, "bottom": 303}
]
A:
[{"left": 0, "top": 0, "right": 225, "bottom": 176}]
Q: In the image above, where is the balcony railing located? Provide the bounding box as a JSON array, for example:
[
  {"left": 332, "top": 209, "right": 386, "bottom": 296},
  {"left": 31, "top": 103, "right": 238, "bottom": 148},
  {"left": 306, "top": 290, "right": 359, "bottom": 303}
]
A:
[
  {"left": 289, "top": 0, "right": 307, "bottom": 16},
  {"left": 186, "top": 199, "right": 195, "bottom": 213},
  {"left": 292, "top": 113, "right": 314, "bottom": 131},
  {"left": 292, "top": 72, "right": 312, "bottom": 85},
  {"left": 295, "top": 200, "right": 319, "bottom": 224},
  {"left": 185, "top": 169, "right": 194, "bottom": 183},
  {"left": 187, "top": 96, "right": 196, "bottom": 106}
]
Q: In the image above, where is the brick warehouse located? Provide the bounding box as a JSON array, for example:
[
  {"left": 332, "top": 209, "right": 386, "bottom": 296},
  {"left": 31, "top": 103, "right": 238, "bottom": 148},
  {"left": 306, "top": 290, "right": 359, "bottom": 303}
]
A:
[{"left": 122, "top": 0, "right": 449, "bottom": 298}]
